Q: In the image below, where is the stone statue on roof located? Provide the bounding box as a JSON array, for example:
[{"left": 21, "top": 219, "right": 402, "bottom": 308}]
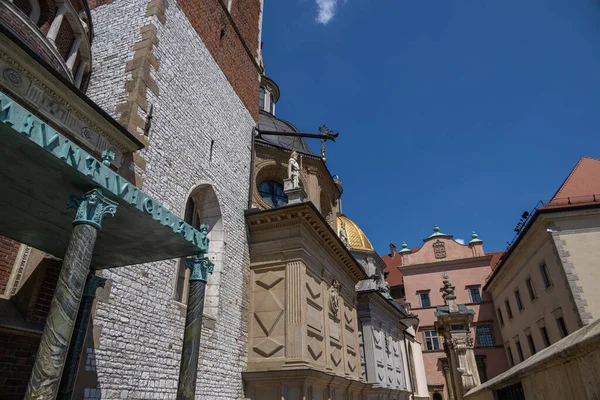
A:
[
  {"left": 288, "top": 150, "right": 300, "bottom": 189},
  {"left": 339, "top": 221, "right": 350, "bottom": 248}
]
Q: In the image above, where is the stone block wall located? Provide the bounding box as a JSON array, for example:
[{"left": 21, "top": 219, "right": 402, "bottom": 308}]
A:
[{"left": 85, "top": 0, "right": 255, "bottom": 398}]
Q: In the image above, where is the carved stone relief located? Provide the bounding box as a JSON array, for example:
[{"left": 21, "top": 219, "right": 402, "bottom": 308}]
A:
[{"left": 433, "top": 240, "right": 447, "bottom": 259}]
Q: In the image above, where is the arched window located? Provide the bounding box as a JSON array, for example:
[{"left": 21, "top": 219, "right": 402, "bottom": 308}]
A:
[
  {"left": 269, "top": 93, "right": 275, "bottom": 114},
  {"left": 258, "top": 180, "right": 287, "bottom": 208},
  {"left": 175, "top": 185, "right": 224, "bottom": 320}
]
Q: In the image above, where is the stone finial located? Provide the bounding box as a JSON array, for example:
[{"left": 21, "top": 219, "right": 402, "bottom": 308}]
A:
[
  {"left": 469, "top": 231, "right": 483, "bottom": 244},
  {"left": 433, "top": 225, "right": 440, "bottom": 234},
  {"left": 441, "top": 272, "right": 458, "bottom": 312},
  {"left": 399, "top": 241, "right": 411, "bottom": 254}
]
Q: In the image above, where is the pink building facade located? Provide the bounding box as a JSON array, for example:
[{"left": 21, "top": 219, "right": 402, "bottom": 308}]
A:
[{"left": 382, "top": 227, "right": 508, "bottom": 400}]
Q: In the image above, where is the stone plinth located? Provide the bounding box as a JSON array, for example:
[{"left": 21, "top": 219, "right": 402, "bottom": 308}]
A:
[{"left": 283, "top": 179, "right": 307, "bottom": 205}]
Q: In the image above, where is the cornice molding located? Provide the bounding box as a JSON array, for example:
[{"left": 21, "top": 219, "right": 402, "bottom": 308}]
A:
[{"left": 246, "top": 202, "right": 366, "bottom": 282}]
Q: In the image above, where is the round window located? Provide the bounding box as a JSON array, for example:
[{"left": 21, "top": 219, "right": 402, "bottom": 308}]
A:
[{"left": 258, "top": 181, "right": 288, "bottom": 208}]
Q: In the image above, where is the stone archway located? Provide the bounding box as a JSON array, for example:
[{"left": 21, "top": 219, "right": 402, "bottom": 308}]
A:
[{"left": 176, "top": 184, "right": 224, "bottom": 320}]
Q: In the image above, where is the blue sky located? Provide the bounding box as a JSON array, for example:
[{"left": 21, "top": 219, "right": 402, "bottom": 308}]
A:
[{"left": 261, "top": 0, "right": 600, "bottom": 255}]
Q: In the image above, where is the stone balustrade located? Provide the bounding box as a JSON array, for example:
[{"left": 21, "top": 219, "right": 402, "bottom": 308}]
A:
[{"left": 2, "top": 0, "right": 93, "bottom": 89}]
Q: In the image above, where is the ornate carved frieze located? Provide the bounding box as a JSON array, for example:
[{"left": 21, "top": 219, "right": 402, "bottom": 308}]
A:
[{"left": 0, "top": 48, "right": 139, "bottom": 167}]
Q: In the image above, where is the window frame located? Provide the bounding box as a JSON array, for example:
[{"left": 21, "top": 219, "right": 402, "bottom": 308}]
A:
[
  {"left": 506, "top": 345, "right": 515, "bottom": 367},
  {"left": 556, "top": 317, "right": 568, "bottom": 338},
  {"left": 468, "top": 286, "right": 482, "bottom": 304},
  {"left": 418, "top": 291, "right": 431, "bottom": 308},
  {"left": 257, "top": 180, "right": 288, "bottom": 208},
  {"left": 505, "top": 299, "right": 513, "bottom": 320},
  {"left": 514, "top": 288, "right": 524, "bottom": 311},
  {"left": 540, "top": 326, "right": 551, "bottom": 347},
  {"left": 540, "top": 263, "right": 553, "bottom": 289},
  {"left": 497, "top": 308, "right": 505, "bottom": 326},
  {"left": 526, "top": 333, "right": 536, "bottom": 355},
  {"left": 515, "top": 340, "right": 524, "bottom": 362},
  {"left": 525, "top": 277, "right": 537, "bottom": 301},
  {"left": 422, "top": 328, "right": 441, "bottom": 351},
  {"left": 475, "top": 324, "right": 494, "bottom": 348}
]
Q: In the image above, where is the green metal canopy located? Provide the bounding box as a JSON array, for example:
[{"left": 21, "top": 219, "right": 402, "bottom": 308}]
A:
[{"left": 0, "top": 93, "right": 202, "bottom": 268}]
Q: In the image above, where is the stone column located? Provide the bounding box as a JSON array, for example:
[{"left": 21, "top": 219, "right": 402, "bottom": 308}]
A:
[
  {"left": 177, "top": 224, "right": 213, "bottom": 400},
  {"left": 285, "top": 261, "right": 305, "bottom": 362},
  {"left": 57, "top": 271, "right": 106, "bottom": 400},
  {"left": 46, "top": 5, "right": 67, "bottom": 44},
  {"left": 25, "top": 189, "right": 117, "bottom": 400},
  {"left": 66, "top": 35, "right": 82, "bottom": 71}
]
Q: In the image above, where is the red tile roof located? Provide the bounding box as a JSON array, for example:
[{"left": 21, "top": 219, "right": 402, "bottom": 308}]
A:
[
  {"left": 545, "top": 156, "right": 600, "bottom": 208},
  {"left": 488, "top": 251, "right": 504, "bottom": 271}
]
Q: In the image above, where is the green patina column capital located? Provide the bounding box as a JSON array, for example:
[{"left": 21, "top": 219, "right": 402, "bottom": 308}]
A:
[
  {"left": 68, "top": 188, "right": 118, "bottom": 229},
  {"left": 186, "top": 255, "right": 214, "bottom": 282},
  {"left": 381, "top": 282, "right": 393, "bottom": 300},
  {"left": 83, "top": 273, "right": 106, "bottom": 298}
]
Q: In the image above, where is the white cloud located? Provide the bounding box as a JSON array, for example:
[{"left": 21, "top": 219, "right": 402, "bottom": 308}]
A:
[
  {"left": 455, "top": 238, "right": 465, "bottom": 245},
  {"left": 315, "top": 0, "right": 338, "bottom": 24}
]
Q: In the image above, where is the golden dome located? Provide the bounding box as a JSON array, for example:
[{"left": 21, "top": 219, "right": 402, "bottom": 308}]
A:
[{"left": 337, "top": 215, "right": 374, "bottom": 252}]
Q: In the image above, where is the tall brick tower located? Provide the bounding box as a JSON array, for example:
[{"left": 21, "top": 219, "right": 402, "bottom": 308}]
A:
[{"left": 83, "top": 0, "right": 264, "bottom": 398}]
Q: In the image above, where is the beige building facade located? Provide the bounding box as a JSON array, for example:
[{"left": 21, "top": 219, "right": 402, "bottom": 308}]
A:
[
  {"left": 485, "top": 156, "right": 600, "bottom": 368},
  {"left": 243, "top": 75, "right": 428, "bottom": 400}
]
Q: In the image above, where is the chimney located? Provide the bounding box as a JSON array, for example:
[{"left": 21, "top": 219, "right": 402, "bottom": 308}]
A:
[{"left": 389, "top": 243, "right": 397, "bottom": 258}]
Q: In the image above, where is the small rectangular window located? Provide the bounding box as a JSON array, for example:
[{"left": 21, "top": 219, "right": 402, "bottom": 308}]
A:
[
  {"left": 497, "top": 308, "right": 505, "bottom": 326},
  {"left": 419, "top": 292, "right": 431, "bottom": 308},
  {"left": 506, "top": 346, "right": 515, "bottom": 367},
  {"left": 540, "top": 326, "right": 551, "bottom": 347},
  {"left": 423, "top": 329, "right": 440, "bottom": 351},
  {"left": 469, "top": 287, "right": 482, "bottom": 303},
  {"left": 540, "top": 264, "right": 552, "bottom": 289},
  {"left": 476, "top": 325, "right": 494, "bottom": 347},
  {"left": 505, "top": 300, "right": 513, "bottom": 319},
  {"left": 556, "top": 317, "right": 568, "bottom": 338},
  {"left": 526, "top": 278, "right": 537, "bottom": 301},
  {"left": 514, "top": 289, "right": 524, "bottom": 311},
  {"left": 526, "top": 334, "right": 536, "bottom": 355},
  {"left": 515, "top": 340, "right": 524, "bottom": 362}
]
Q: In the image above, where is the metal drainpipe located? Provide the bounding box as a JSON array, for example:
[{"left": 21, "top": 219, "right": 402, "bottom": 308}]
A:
[{"left": 247, "top": 126, "right": 256, "bottom": 210}]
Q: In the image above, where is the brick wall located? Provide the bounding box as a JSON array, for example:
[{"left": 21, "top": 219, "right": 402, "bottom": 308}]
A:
[
  {"left": 25, "top": 259, "right": 61, "bottom": 324},
  {"left": 176, "top": 0, "right": 261, "bottom": 121},
  {"left": 86, "top": 0, "right": 254, "bottom": 397},
  {"left": 0, "top": 236, "right": 20, "bottom": 296},
  {"left": 0, "top": 331, "right": 41, "bottom": 400}
]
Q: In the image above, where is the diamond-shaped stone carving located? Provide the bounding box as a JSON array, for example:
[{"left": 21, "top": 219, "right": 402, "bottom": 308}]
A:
[
  {"left": 330, "top": 346, "right": 342, "bottom": 366},
  {"left": 254, "top": 310, "right": 283, "bottom": 336},
  {"left": 308, "top": 336, "right": 323, "bottom": 360},
  {"left": 253, "top": 290, "right": 284, "bottom": 310},
  {"left": 306, "top": 281, "right": 321, "bottom": 300},
  {"left": 253, "top": 337, "right": 284, "bottom": 358},
  {"left": 256, "top": 271, "right": 283, "bottom": 290},
  {"left": 347, "top": 356, "right": 356, "bottom": 371},
  {"left": 344, "top": 309, "right": 353, "bottom": 325}
]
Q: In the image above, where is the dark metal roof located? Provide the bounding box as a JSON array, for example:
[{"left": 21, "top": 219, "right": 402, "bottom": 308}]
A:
[{"left": 257, "top": 111, "right": 315, "bottom": 156}]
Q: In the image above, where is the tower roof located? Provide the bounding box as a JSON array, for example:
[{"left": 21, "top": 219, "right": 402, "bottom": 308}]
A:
[
  {"left": 337, "top": 215, "right": 374, "bottom": 252},
  {"left": 256, "top": 111, "right": 315, "bottom": 156}
]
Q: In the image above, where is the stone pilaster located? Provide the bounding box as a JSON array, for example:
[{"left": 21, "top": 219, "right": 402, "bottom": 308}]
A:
[
  {"left": 25, "top": 189, "right": 117, "bottom": 400},
  {"left": 284, "top": 261, "right": 305, "bottom": 363}
]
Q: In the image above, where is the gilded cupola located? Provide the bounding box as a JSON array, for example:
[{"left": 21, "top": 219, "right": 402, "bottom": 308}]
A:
[{"left": 337, "top": 215, "right": 374, "bottom": 252}]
